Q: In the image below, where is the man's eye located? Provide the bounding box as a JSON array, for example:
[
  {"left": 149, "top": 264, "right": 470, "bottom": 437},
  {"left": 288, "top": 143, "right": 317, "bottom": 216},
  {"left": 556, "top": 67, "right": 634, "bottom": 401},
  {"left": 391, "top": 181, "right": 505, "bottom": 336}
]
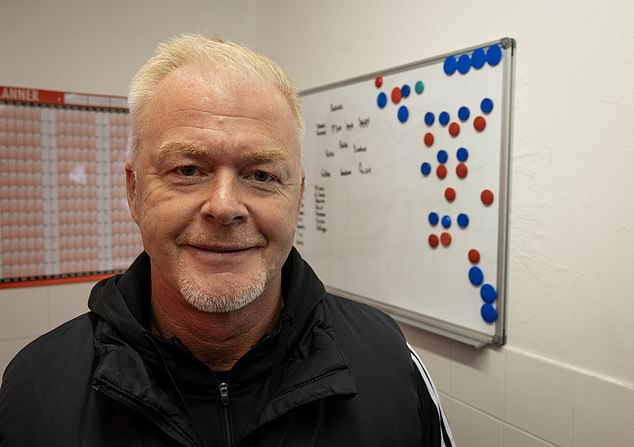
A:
[
  {"left": 251, "top": 171, "right": 274, "bottom": 182},
  {"left": 177, "top": 166, "right": 198, "bottom": 176}
]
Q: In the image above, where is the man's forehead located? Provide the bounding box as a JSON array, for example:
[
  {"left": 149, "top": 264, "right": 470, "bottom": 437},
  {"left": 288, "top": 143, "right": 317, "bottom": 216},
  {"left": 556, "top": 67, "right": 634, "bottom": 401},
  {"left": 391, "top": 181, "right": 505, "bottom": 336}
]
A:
[
  {"left": 153, "top": 66, "right": 286, "bottom": 124},
  {"left": 138, "top": 63, "right": 302, "bottom": 162},
  {"left": 161, "top": 63, "right": 268, "bottom": 103}
]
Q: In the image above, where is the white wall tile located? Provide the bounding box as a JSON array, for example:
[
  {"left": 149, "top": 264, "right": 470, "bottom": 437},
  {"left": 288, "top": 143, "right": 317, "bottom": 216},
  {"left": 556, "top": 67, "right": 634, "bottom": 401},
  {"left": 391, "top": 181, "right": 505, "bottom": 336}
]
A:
[
  {"left": 505, "top": 349, "right": 574, "bottom": 446},
  {"left": 504, "top": 424, "right": 557, "bottom": 447},
  {"left": 573, "top": 373, "right": 634, "bottom": 447},
  {"left": 48, "top": 282, "right": 93, "bottom": 329},
  {"left": 451, "top": 399, "right": 503, "bottom": 447},
  {"left": 0, "top": 336, "right": 35, "bottom": 382},
  {"left": 450, "top": 343, "right": 506, "bottom": 418},
  {"left": 0, "top": 286, "right": 49, "bottom": 339}
]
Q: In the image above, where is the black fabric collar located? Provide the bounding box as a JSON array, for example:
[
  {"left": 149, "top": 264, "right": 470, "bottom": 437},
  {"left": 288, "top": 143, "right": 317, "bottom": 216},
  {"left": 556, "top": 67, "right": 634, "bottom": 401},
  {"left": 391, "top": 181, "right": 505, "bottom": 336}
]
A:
[
  {"left": 89, "top": 247, "right": 356, "bottom": 445},
  {"left": 88, "top": 247, "right": 327, "bottom": 369}
]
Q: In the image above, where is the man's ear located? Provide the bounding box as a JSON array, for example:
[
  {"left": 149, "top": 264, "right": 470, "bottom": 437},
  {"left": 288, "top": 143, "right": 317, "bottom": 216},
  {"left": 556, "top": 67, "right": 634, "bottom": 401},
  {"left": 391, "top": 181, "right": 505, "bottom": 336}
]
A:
[{"left": 125, "top": 159, "right": 139, "bottom": 224}]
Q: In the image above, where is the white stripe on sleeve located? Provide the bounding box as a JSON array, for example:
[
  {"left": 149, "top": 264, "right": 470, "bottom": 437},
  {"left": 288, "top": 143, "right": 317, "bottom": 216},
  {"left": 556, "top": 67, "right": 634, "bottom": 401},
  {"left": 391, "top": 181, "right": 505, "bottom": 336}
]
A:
[{"left": 408, "top": 343, "right": 456, "bottom": 447}]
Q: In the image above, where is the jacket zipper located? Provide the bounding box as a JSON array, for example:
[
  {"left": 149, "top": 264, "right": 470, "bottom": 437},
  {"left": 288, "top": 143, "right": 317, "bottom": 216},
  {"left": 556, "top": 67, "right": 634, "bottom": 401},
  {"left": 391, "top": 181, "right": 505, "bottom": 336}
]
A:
[{"left": 219, "top": 382, "right": 234, "bottom": 447}]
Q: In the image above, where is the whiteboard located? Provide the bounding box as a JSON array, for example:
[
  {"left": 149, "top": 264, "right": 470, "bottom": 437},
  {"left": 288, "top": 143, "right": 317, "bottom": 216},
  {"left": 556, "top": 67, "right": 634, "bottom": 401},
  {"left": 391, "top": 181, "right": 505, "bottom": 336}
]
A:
[{"left": 295, "top": 38, "right": 515, "bottom": 347}]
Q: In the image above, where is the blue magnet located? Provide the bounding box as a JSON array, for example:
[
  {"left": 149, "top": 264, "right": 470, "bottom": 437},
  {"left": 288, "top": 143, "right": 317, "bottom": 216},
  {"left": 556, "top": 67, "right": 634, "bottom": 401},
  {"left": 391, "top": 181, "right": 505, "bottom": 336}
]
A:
[
  {"left": 457, "top": 54, "right": 471, "bottom": 74},
  {"left": 420, "top": 162, "right": 432, "bottom": 176},
  {"left": 428, "top": 212, "right": 439, "bottom": 226},
  {"left": 401, "top": 84, "right": 411, "bottom": 98},
  {"left": 457, "top": 213, "right": 469, "bottom": 228},
  {"left": 397, "top": 105, "right": 409, "bottom": 123},
  {"left": 377, "top": 92, "right": 387, "bottom": 109},
  {"left": 456, "top": 147, "right": 469, "bottom": 162},
  {"left": 438, "top": 111, "right": 450, "bottom": 126},
  {"left": 443, "top": 56, "right": 457, "bottom": 75},
  {"left": 471, "top": 48, "right": 486, "bottom": 69},
  {"left": 424, "top": 112, "right": 435, "bottom": 126},
  {"left": 469, "top": 266, "right": 484, "bottom": 286},
  {"left": 441, "top": 215, "right": 451, "bottom": 229},
  {"left": 486, "top": 44, "right": 502, "bottom": 66},
  {"left": 480, "top": 284, "right": 497, "bottom": 303},
  {"left": 481, "top": 303, "right": 498, "bottom": 323},
  {"left": 481, "top": 98, "right": 494, "bottom": 114},
  {"left": 458, "top": 106, "right": 470, "bottom": 122},
  {"left": 437, "top": 150, "right": 448, "bottom": 164}
]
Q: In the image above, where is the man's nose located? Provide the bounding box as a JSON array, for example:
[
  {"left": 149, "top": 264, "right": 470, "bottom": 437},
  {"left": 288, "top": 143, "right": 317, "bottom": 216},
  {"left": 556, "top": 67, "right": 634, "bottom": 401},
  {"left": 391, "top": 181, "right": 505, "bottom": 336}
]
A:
[{"left": 199, "top": 171, "right": 248, "bottom": 225}]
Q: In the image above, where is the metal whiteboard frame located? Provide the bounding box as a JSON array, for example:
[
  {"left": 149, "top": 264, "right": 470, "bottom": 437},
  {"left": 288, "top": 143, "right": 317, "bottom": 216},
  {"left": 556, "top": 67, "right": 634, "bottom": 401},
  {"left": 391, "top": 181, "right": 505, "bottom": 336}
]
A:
[{"left": 301, "top": 38, "right": 516, "bottom": 348}]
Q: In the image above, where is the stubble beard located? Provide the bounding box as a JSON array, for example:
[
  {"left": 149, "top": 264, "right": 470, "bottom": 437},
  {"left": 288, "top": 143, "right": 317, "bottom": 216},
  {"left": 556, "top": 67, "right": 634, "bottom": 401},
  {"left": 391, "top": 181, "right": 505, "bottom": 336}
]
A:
[
  {"left": 177, "top": 267, "right": 267, "bottom": 313},
  {"left": 173, "top": 229, "right": 270, "bottom": 313}
]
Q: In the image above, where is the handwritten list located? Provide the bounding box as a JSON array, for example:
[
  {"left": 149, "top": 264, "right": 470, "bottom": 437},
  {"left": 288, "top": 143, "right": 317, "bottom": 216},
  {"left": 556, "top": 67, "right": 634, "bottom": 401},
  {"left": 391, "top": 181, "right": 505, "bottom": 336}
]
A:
[{"left": 307, "top": 103, "right": 372, "bottom": 238}]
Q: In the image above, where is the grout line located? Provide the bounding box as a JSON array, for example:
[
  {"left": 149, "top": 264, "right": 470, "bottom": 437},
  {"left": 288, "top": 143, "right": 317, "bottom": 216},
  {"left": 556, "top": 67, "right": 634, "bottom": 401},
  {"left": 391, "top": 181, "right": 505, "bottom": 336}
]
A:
[
  {"left": 447, "top": 393, "right": 502, "bottom": 421},
  {"left": 450, "top": 396, "right": 559, "bottom": 447},
  {"left": 503, "top": 421, "right": 559, "bottom": 447},
  {"left": 505, "top": 346, "right": 633, "bottom": 390}
]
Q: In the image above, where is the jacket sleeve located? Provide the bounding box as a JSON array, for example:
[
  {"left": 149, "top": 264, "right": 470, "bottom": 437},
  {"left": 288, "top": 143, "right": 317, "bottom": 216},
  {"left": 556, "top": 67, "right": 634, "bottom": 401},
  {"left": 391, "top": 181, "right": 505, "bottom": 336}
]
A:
[{"left": 408, "top": 343, "right": 456, "bottom": 447}]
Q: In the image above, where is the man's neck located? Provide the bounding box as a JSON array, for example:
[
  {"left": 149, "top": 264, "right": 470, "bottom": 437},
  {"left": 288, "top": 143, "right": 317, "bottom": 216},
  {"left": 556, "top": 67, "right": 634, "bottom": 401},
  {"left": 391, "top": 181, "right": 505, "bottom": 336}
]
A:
[{"left": 149, "top": 278, "right": 284, "bottom": 372}]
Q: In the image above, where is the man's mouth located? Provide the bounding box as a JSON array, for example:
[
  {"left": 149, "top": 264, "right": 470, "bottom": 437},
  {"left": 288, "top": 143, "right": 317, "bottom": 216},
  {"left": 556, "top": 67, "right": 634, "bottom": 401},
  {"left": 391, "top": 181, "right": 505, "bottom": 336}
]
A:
[
  {"left": 188, "top": 243, "right": 255, "bottom": 253},
  {"left": 176, "top": 232, "right": 266, "bottom": 255}
]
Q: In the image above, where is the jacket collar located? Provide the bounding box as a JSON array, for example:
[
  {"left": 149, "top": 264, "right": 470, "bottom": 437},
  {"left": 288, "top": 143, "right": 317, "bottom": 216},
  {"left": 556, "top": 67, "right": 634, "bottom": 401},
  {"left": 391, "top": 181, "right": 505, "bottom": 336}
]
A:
[{"left": 88, "top": 248, "right": 357, "bottom": 442}]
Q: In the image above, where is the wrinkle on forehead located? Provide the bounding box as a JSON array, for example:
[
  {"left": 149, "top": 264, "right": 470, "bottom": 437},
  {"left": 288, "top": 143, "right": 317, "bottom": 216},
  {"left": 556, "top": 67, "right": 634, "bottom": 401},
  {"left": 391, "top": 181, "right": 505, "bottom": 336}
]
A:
[
  {"left": 166, "top": 107, "right": 283, "bottom": 132},
  {"left": 158, "top": 141, "right": 289, "bottom": 163}
]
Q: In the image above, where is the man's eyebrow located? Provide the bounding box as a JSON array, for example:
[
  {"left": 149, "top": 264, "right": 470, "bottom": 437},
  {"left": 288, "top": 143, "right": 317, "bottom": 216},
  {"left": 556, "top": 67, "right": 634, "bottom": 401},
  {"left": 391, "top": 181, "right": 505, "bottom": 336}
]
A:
[
  {"left": 158, "top": 142, "right": 290, "bottom": 163},
  {"left": 242, "top": 148, "right": 289, "bottom": 164},
  {"left": 158, "top": 142, "right": 209, "bottom": 159}
]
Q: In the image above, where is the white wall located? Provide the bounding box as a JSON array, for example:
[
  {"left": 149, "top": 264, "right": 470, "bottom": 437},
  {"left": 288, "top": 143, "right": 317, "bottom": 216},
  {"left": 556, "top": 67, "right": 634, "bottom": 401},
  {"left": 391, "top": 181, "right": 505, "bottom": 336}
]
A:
[
  {"left": 256, "top": 1, "right": 634, "bottom": 446},
  {"left": 0, "top": 0, "right": 256, "bottom": 96},
  {"left": 2, "top": 1, "right": 633, "bottom": 446}
]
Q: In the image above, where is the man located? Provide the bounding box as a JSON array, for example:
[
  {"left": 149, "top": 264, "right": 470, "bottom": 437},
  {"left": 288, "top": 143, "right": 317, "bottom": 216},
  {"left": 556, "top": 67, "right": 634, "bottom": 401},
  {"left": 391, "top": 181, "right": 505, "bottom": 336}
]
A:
[{"left": 0, "top": 35, "right": 454, "bottom": 446}]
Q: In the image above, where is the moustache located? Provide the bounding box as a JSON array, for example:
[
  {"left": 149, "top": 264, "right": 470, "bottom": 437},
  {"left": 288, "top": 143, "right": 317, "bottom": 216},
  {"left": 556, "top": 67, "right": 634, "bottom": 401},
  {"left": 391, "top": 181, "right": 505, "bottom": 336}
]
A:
[{"left": 175, "top": 230, "right": 267, "bottom": 248}]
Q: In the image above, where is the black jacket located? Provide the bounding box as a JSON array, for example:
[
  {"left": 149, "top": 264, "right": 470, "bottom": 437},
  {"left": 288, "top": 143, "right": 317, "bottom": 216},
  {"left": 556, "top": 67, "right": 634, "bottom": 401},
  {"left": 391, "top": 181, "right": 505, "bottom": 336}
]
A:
[{"left": 0, "top": 249, "right": 453, "bottom": 446}]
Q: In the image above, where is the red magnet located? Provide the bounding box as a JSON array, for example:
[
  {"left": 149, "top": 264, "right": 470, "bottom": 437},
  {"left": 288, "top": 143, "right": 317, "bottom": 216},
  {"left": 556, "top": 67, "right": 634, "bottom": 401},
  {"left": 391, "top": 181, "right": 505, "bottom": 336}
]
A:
[
  {"left": 428, "top": 234, "right": 439, "bottom": 249},
  {"left": 391, "top": 87, "right": 402, "bottom": 104},
  {"left": 456, "top": 163, "right": 468, "bottom": 179},
  {"left": 474, "top": 116, "right": 486, "bottom": 132},
  {"left": 375, "top": 76, "right": 383, "bottom": 88},
  {"left": 436, "top": 164, "right": 447, "bottom": 179},
  {"left": 424, "top": 132, "right": 434, "bottom": 147},
  {"left": 449, "top": 122, "right": 460, "bottom": 137},
  {"left": 468, "top": 249, "right": 481, "bottom": 264},
  {"left": 440, "top": 232, "right": 452, "bottom": 247},
  {"left": 481, "top": 189, "right": 494, "bottom": 205},
  {"left": 445, "top": 187, "right": 456, "bottom": 202}
]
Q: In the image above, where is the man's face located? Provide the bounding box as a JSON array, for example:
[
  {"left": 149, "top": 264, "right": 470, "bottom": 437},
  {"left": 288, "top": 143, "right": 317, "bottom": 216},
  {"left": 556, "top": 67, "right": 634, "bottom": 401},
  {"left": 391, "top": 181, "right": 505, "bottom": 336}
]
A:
[{"left": 126, "top": 64, "right": 304, "bottom": 313}]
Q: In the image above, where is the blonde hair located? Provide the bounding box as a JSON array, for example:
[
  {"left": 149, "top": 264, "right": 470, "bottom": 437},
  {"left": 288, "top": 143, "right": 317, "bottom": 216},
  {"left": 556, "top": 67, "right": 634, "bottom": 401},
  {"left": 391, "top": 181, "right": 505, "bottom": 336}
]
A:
[{"left": 128, "top": 34, "right": 304, "bottom": 158}]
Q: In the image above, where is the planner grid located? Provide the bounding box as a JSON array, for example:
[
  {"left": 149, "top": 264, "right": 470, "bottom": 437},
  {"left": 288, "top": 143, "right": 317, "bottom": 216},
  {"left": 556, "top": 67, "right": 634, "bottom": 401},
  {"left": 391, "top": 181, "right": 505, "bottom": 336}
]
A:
[{"left": 0, "top": 86, "right": 142, "bottom": 285}]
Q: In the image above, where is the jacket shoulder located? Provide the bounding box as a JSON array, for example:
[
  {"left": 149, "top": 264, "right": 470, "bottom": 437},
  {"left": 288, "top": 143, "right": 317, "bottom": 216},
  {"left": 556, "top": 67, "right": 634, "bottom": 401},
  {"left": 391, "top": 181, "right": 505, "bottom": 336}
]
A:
[
  {"left": 319, "top": 293, "right": 413, "bottom": 374},
  {"left": 1, "top": 312, "right": 97, "bottom": 397},
  {"left": 322, "top": 293, "right": 405, "bottom": 341},
  {"left": 320, "top": 294, "right": 456, "bottom": 447},
  {"left": 0, "top": 313, "right": 100, "bottom": 444}
]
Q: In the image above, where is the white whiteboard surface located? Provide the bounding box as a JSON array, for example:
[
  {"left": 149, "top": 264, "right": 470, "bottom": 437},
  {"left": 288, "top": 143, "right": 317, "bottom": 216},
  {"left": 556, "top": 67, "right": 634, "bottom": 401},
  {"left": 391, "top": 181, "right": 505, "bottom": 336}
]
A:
[{"left": 295, "top": 38, "right": 515, "bottom": 346}]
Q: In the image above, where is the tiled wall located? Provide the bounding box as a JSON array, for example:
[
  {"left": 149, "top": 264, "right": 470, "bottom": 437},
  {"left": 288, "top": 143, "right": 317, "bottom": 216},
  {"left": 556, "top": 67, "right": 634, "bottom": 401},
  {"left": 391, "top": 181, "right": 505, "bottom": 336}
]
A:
[
  {"left": 1, "top": 288, "right": 632, "bottom": 446},
  {"left": 0, "top": 282, "right": 91, "bottom": 378},
  {"left": 401, "top": 324, "right": 634, "bottom": 447}
]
